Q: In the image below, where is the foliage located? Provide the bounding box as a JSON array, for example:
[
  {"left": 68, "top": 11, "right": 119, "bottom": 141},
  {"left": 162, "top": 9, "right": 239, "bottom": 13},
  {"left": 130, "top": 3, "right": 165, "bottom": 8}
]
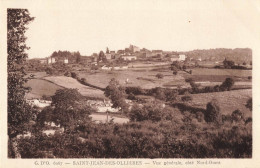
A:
[
  {"left": 98, "top": 51, "right": 107, "bottom": 62},
  {"left": 51, "top": 50, "right": 82, "bottom": 64},
  {"left": 17, "top": 118, "right": 252, "bottom": 158},
  {"left": 156, "top": 73, "right": 164, "bottom": 79},
  {"left": 70, "top": 72, "right": 78, "bottom": 79},
  {"left": 204, "top": 99, "right": 221, "bottom": 123},
  {"left": 104, "top": 78, "right": 129, "bottom": 113},
  {"left": 245, "top": 98, "right": 252, "bottom": 111},
  {"left": 221, "top": 78, "right": 235, "bottom": 91},
  {"left": 231, "top": 110, "right": 244, "bottom": 123},
  {"left": 223, "top": 59, "right": 235, "bottom": 69},
  {"left": 181, "top": 95, "right": 192, "bottom": 102},
  {"left": 48, "top": 89, "right": 93, "bottom": 131},
  {"left": 8, "top": 8, "right": 35, "bottom": 153},
  {"left": 129, "top": 102, "right": 177, "bottom": 122},
  {"left": 170, "top": 61, "right": 181, "bottom": 75}
]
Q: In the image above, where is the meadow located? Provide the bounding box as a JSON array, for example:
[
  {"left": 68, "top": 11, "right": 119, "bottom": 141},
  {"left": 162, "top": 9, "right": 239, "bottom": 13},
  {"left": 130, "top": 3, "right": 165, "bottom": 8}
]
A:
[
  {"left": 188, "top": 89, "right": 252, "bottom": 118},
  {"left": 77, "top": 67, "right": 251, "bottom": 89},
  {"left": 183, "top": 68, "right": 252, "bottom": 82},
  {"left": 43, "top": 76, "right": 106, "bottom": 99},
  {"left": 24, "top": 79, "right": 63, "bottom": 99},
  {"left": 78, "top": 69, "right": 188, "bottom": 89}
]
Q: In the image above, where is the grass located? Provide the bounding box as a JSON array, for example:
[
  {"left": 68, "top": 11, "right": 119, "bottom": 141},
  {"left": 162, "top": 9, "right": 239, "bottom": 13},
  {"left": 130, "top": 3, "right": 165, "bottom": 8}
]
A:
[
  {"left": 183, "top": 68, "right": 252, "bottom": 82},
  {"left": 188, "top": 89, "right": 252, "bottom": 118},
  {"left": 43, "top": 76, "right": 106, "bottom": 99},
  {"left": 77, "top": 67, "right": 252, "bottom": 90},
  {"left": 78, "top": 69, "right": 186, "bottom": 89},
  {"left": 24, "top": 79, "right": 63, "bottom": 99}
]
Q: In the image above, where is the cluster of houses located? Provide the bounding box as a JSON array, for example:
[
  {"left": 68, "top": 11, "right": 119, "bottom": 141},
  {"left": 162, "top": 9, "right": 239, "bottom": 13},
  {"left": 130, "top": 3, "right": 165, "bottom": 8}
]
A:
[
  {"left": 38, "top": 57, "right": 69, "bottom": 64},
  {"left": 36, "top": 44, "right": 186, "bottom": 65},
  {"left": 91, "top": 44, "right": 186, "bottom": 62}
]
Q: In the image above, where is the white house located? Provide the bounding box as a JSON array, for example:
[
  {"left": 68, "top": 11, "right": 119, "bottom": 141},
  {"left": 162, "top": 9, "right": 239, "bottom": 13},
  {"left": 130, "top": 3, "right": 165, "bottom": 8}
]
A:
[
  {"left": 47, "top": 57, "right": 56, "bottom": 64},
  {"left": 64, "top": 58, "right": 69, "bottom": 64},
  {"left": 121, "top": 55, "right": 137, "bottom": 61},
  {"left": 179, "top": 54, "right": 186, "bottom": 61},
  {"left": 170, "top": 54, "right": 186, "bottom": 62}
]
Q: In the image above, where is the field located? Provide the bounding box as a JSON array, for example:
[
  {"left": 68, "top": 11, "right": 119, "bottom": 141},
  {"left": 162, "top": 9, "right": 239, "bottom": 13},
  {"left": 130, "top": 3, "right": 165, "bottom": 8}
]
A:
[
  {"left": 77, "top": 67, "right": 252, "bottom": 89},
  {"left": 183, "top": 68, "right": 252, "bottom": 82},
  {"left": 24, "top": 79, "right": 63, "bottom": 99},
  {"left": 188, "top": 89, "right": 252, "bottom": 118},
  {"left": 43, "top": 76, "right": 106, "bottom": 99},
  {"left": 25, "top": 72, "right": 106, "bottom": 99},
  {"left": 78, "top": 69, "right": 189, "bottom": 89}
]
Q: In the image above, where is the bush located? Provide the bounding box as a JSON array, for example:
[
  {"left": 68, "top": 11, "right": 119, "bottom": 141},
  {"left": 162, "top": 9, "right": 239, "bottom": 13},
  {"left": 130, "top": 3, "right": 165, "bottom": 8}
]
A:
[
  {"left": 64, "top": 71, "right": 71, "bottom": 77},
  {"left": 81, "top": 78, "right": 86, "bottom": 83},
  {"left": 181, "top": 95, "right": 192, "bottom": 102},
  {"left": 156, "top": 73, "right": 164, "bottom": 79},
  {"left": 71, "top": 72, "right": 78, "bottom": 79},
  {"left": 221, "top": 78, "right": 235, "bottom": 91},
  {"left": 125, "top": 87, "right": 145, "bottom": 95},
  {"left": 231, "top": 110, "right": 244, "bottom": 123},
  {"left": 204, "top": 99, "right": 221, "bottom": 123}
]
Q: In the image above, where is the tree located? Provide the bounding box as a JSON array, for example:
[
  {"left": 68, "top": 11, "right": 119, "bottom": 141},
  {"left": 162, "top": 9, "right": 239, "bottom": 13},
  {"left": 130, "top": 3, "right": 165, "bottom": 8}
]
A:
[
  {"left": 104, "top": 78, "right": 129, "bottom": 113},
  {"left": 170, "top": 61, "right": 181, "bottom": 75},
  {"left": 221, "top": 78, "right": 235, "bottom": 91},
  {"left": 231, "top": 109, "right": 244, "bottom": 123},
  {"left": 204, "top": 99, "right": 221, "bottom": 123},
  {"left": 98, "top": 51, "right": 107, "bottom": 62},
  {"left": 75, "top": 51, "right": 81, "bottom": 63},
  {"left": 51, "top": 89, "right": 93, "bottom": 131},
  {"left": 8, "top": 9, "right": 34, "bottom": 158},
  {"left": 223, "top": 58, "right": 235, "bottom": 69}
]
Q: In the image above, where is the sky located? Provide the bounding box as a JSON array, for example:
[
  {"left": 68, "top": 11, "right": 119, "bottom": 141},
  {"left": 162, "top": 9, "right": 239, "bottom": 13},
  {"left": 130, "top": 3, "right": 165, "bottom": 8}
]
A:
[{"left": 13, "top": 0, "right": 259, "bottom": 58}]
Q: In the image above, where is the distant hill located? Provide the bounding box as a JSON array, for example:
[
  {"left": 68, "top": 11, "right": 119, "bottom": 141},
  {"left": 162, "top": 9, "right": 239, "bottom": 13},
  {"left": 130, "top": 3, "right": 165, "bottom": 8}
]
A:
[{"left": 181, "top": 48, "right": 252, "bottom": 64}]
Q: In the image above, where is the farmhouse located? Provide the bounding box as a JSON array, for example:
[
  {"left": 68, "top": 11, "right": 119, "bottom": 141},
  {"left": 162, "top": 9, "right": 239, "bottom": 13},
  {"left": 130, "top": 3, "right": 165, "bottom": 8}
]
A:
[
  {"left": 169, "top": 54, "right": 186, "bottom": 62},
  {"left": 121, "top": 55, "right": 137, "bottom": 61},
  {"left": 47, "top": 57, "right": 56, "bottom": 64},
  {"left": 179, "top": 54, "right": 186, "bottom": 61},
  {"left": 64, "top": 58, "right": 69, "bottom": 64}
]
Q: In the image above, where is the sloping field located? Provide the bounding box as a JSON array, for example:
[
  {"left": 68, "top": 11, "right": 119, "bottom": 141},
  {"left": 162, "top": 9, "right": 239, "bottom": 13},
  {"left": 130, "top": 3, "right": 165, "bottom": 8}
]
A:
[
  {"left": 43, "top": 76, "right": 106, "bottom": 99},
  {"left": 191, "top": 68, "right": 252, "bottom": 76},
  {"left": 78, "top": 70, "right": 187, "bottom": 89},
  {"left": 189, "top": 89, "right": 252, "bottom": 118},
  {"left": 25, "top": 79, "right": 63, "bottom": 99},
  {"left": 184, "top": 68, "right": 252, "bottom": 82}
]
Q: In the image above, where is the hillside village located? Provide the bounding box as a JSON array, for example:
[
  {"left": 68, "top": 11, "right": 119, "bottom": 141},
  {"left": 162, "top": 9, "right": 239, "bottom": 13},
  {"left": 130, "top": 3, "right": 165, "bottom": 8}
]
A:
[{"left": 35, "top": 44, "right": 187, "bottom": 66}]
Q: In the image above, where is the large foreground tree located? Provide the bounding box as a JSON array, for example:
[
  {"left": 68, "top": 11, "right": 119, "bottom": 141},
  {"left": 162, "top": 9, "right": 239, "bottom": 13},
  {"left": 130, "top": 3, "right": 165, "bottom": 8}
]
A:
[{"left": 7, "top": 9, "right": 34, "bottom": 158}]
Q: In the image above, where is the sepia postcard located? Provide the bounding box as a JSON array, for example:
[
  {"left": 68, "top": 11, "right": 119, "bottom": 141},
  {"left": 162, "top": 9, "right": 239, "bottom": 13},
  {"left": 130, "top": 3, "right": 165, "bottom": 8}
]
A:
[{"left": 1, "top": 0, "right": 260, "bottom": 167}]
